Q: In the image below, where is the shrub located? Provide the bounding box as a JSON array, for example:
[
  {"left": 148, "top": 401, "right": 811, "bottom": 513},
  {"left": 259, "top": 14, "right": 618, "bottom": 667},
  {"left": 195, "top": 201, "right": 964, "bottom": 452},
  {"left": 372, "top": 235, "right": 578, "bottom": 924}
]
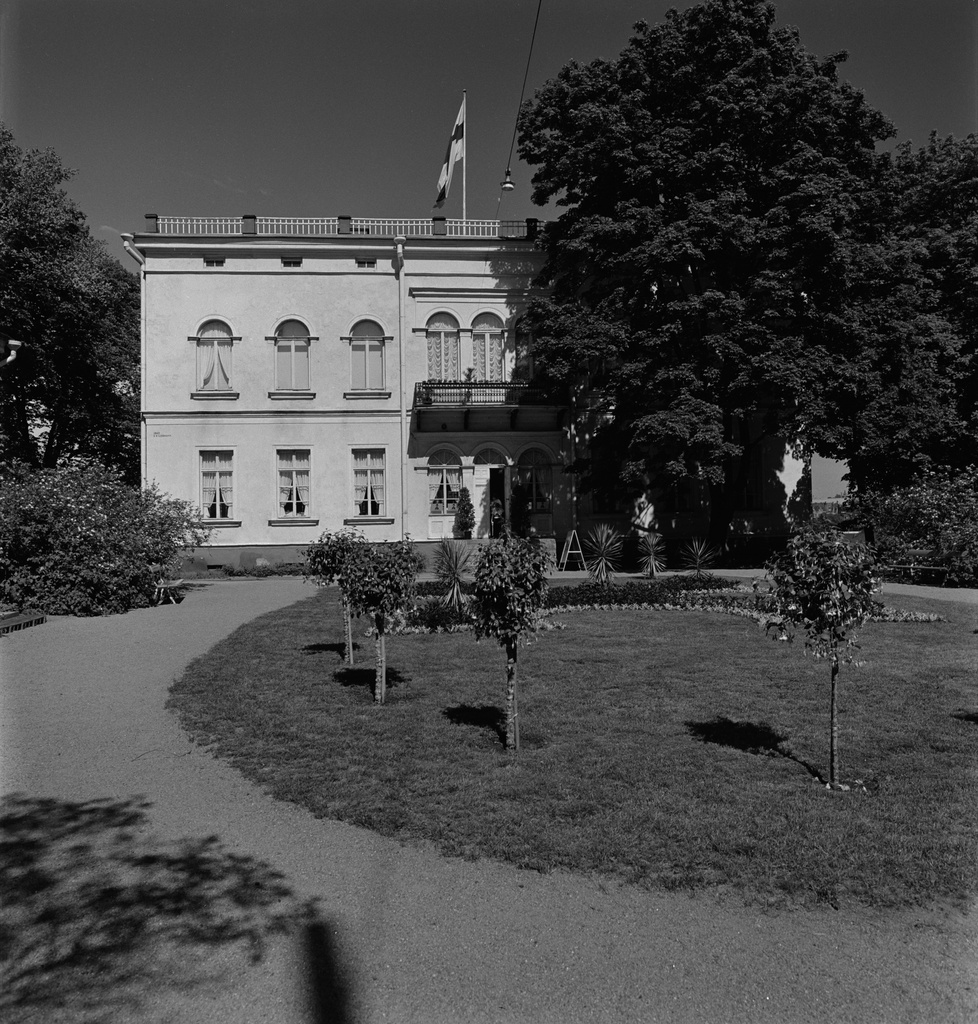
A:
[
  {"left": 433, "top": 538, "right": 473, "bottom": 610},
  {"left": 452, "top": 487, "right": 475, "bottom": 539},
  {"left": 848, "top": 468, "right": 978, "bottom": 585},
  {"left": 0, "top": 462, "right": 208, "bottom": 615},
  {"left": 583, "top": 524, "right": 623, "bottom": 586}
]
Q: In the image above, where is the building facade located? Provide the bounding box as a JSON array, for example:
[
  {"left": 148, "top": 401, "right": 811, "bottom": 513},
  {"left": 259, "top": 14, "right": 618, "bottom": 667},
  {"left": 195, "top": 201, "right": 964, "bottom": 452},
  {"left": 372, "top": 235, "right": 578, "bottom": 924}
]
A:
[{"left": 126, "top": 215, "right": 573, "bottom": 568}]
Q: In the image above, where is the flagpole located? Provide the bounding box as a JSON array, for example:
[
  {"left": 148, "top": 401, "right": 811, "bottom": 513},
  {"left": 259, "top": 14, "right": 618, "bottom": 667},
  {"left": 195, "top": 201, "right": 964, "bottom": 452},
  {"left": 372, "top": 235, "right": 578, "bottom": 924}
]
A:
[{"left": 462, "top": 90, "right": 467, "bottom": 222}]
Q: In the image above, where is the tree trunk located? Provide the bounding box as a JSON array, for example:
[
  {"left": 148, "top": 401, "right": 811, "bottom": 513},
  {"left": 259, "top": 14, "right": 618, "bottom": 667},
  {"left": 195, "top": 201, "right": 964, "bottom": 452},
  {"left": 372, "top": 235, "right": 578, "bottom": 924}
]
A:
[
  {"left": 343, "top": 600, "right": 354, "bottom": 665},
  {"left": 504, "top": 639, "right": 520, "bottom": 751},
  {"left": 374, "top": 613, "right": 387, "bottom": 704},
  {"left": 829, "top": 660, "right": 840, "bottom": 788}
]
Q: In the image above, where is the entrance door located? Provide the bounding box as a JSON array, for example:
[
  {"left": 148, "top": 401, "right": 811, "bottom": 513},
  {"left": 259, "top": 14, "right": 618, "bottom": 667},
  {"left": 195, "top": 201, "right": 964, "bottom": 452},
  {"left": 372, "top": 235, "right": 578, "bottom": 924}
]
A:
[
  {"left": 489, "top": 467, "right": 506, "bottom": 537},
  {"left": 473, "top": 447, "right": 509, "bottom": 538}
]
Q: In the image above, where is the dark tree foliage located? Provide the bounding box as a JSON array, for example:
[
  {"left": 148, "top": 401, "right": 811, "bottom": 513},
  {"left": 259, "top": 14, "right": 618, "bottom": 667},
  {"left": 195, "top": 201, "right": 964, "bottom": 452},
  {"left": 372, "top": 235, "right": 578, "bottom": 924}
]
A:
[
  {"left": 517, "top": 0, "right": 968, "bottom": 538},
  {"left": 0, "top": 125, "right": 140, "bottom": 482}
]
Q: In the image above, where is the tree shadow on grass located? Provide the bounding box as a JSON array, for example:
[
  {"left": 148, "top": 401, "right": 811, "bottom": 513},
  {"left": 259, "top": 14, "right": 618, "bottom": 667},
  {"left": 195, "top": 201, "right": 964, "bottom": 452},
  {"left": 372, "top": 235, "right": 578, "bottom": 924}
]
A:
[
  {"left": 951, "top": 709, "right": 978, "bottom": 724},
  {"left": 686, "top": 716, "right": 825, "bottom": 783},
  {"left": 0, "top": 794, "right": 316, "bottom": 1024},
  {"left": 443, "top": 704, "right": 506, "bottom": 746},
  {"left": 303, "top": 641, "right": 358, "bottom": 659},
  {"left": 334, "top": 666, "right": 407, "bottom": 692}
]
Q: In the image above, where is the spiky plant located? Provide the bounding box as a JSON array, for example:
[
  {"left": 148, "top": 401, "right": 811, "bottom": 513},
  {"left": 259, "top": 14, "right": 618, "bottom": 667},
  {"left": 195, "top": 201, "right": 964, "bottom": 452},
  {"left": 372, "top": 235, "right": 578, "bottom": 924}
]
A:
[
  {"left": 584, "top": 523, "right": 623, "bottom": 586},
  {"left": 681, "top": 537, "right": 721, "bottom": 579},
  {"left": 434, "top": 538, "right": 474, "bottom": 610},
  {"left": 638, "top": 531, "right": 666, "bottom": 577}
]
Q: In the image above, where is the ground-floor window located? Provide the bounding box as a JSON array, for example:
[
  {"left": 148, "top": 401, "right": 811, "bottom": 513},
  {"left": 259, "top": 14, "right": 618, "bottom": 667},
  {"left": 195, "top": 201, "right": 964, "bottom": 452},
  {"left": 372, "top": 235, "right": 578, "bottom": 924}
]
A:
[
  {"left": 201, "top": 450, "right": 233, "bottom": 519},
  {"left": 517, "top": 448, "right": 552, "bottom": 512},
  {"left": 353, "top": 449, "right": 385, "bottom": 516},
  {"left": 428, "top": 449, "right": 462, "bottom": 514},
  {"left": 278, "top": 449, "right": 310, "bottom": 517}
]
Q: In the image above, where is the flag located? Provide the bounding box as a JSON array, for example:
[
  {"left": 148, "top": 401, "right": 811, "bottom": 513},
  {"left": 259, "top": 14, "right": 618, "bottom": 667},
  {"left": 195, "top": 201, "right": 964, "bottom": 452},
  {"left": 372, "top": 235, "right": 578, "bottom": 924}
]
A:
[{"left": 434, "top": 99, "right": 465, "bottom": 208}]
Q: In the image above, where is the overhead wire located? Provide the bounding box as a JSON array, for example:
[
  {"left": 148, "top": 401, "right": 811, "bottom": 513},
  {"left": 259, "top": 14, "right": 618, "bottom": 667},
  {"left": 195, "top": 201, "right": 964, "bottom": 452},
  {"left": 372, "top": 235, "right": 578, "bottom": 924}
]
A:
[{"left": 495, "top": 0, "right": 544, "bottom": 219}]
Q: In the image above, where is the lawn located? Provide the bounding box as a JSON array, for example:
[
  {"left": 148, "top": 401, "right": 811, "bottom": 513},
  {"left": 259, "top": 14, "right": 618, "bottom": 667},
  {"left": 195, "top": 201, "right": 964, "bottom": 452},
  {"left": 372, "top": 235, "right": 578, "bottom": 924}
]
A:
[{"left": 167, "top": 587, "right": 978, "bottom": 909}]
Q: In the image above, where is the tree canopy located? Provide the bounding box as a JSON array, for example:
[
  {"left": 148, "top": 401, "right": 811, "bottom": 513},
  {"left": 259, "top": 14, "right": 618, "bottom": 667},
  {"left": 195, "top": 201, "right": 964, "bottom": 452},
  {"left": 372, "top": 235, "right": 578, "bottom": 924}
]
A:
[
  {"left": 517, "top": 0, "right": 971, "bottom": 539},
  {"left": 0, "top": 124, "right": 140, "bottom": 481}
]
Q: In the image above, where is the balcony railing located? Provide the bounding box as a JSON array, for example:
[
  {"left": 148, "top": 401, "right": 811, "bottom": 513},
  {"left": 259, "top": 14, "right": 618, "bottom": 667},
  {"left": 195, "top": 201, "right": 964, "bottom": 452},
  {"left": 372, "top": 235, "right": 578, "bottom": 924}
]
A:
[
  {"left": 414, "top": 380, "right": 550, "bottom": 407},
  {"left": 146, "top": 214, "right": 541, "bottom": 240}
]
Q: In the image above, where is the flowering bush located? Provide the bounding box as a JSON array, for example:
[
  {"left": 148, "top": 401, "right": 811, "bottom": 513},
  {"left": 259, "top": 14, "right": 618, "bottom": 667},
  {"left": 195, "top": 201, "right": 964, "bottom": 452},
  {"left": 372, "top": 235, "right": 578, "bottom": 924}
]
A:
[
  {"left": 848, "top": 468, "right": 978, "bottom": 585},
  {"left": 0, "top": 462, "right": 209, "bottom": 615}
]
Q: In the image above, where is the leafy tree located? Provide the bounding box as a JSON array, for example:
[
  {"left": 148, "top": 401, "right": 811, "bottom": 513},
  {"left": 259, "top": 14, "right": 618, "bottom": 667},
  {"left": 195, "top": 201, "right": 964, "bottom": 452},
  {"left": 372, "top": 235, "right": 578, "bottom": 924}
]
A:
[
  {"left": 760, "top": 529, "right": 877, "bottom": 788},
  {"left": 452, "top": 486, "right": 475, "bottom": 539},
  {"left": 340, "top": 539, "right": 424, "bottom": 704},
  {"left": 0, "top": 124, "right": 140, "bottom": 481},
  {"left": 517, "top": 0, "right": 963, "bottom": 537},
  {"left": 0, "top": 462, "right": 208, "bottom": 615},
  {"left": 304, "top": 529, "right": 366, "bottom": 664},
  {"left": 471, "top": 536, "right": 551, "bottom": 751}
]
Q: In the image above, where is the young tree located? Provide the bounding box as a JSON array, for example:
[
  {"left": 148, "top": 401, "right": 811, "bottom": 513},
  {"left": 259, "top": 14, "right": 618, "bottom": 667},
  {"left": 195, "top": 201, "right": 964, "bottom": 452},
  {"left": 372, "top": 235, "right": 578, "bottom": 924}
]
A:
[
  {"left": 452, "top": 486, "right": 475, "bottom": 539},
  {"left": 517, "top": 0, "right": 961, "bottom": 536},
  {"left": 340, "top": 540, "right": 424, "bottom": 704},
  {"left": 760, "top": 529, "right": 877, "bottom": 789},
  {"left": 471, "top": 536, "right": 551, "bottom": 751},
  {"left": 304, "top": 530, "right": 364, "bottom": 664},
  {"left": 0, "top": 125, "right": 140, "bottom": 481}
]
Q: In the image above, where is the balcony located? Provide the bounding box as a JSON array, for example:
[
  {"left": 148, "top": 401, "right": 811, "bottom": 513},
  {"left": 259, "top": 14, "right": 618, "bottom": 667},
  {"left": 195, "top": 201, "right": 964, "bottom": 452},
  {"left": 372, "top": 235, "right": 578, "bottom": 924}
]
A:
[
  {"left": 143, "top": 214, "right": 542, "bottom": 240},
  {"left": 412, "top": 380, "right": 564, "bottom": 432}
]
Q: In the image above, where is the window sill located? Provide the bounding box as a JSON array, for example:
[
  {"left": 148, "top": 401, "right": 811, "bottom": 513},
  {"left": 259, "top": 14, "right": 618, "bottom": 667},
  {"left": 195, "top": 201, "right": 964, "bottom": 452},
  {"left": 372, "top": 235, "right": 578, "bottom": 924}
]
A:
[
  {"left": 268, "top": 517, "right": 320, "bottom": 526},
  {"left": 268, "top": 391, "right": 316, "bottom": 400},
  {"left": 344, "top": 390, "right": 391, "bottom": 400},
  {"left": 344, "top": 516, "right": 395, "bottom": 525},
  {"left": 192, "top": 391, "right": 240, "bottom": 400},
  {"left": 202, "top": 519, "right": 242, "bottom": 527}
]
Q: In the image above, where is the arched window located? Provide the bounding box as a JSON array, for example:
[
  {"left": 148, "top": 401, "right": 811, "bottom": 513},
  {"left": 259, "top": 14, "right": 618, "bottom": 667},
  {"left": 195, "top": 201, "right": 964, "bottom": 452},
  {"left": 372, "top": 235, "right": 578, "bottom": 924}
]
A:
[
  {"left": 517, "top": 449, "right": 552, "bottom": 512},
  {"left": 428, "top": 449, "right": 462, "bottom": 515},
  {"left": 196, "top": 320, "right": 233, "bottom": 391},
  {"left": 474, "top": 447, "right": 507, "bottom": 466},
  {"left": 350, "top": 320, "right": 385, "bottom": 390},
  {"left": 472, "top": 312, "right": 504, "bottom": 381},
  {"left": 274, "top": 320, "right": 310, "bottom": 390},
  {"left": 426, "top": 313, "right": 459, "bottom": 380}
]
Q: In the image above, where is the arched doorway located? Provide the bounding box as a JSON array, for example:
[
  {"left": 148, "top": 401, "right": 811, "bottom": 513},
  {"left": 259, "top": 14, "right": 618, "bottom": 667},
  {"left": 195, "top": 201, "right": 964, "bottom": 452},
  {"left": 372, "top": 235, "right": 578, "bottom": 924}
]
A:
[{"left": 473, "top": 447, "right": 509, "bottom": 538}]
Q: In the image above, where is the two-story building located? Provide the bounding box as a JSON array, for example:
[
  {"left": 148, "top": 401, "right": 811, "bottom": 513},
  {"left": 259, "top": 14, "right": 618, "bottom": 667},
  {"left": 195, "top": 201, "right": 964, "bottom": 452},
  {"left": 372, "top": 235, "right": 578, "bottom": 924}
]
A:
[{"left": 125, "top": 214, "right": 572, "bottom": 568}]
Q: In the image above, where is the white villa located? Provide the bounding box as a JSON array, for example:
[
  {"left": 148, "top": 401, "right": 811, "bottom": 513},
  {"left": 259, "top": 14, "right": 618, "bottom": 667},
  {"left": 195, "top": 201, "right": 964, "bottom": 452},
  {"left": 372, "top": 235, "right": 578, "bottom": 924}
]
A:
[{"left": 125, "top": 214, "right": 572, "bottom": 569}]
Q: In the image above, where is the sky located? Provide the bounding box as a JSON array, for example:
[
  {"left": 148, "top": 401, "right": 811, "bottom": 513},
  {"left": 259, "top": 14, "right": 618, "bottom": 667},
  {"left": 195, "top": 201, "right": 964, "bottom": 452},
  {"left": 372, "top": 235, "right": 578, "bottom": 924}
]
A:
[{"left": 2, "top": 0, "right": 977, "bottom": 267}]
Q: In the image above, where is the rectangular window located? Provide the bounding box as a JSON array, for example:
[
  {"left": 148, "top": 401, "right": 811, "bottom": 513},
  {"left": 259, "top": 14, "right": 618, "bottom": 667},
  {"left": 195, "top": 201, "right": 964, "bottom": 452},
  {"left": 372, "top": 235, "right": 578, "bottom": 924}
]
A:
[
  {"left": 204, "top": 257, "right": 225, "bottom": 267},
  {"left": 275, "top": 338, "right": 310, "bottom": 390},
  {"left": 355, "top": 258, "right": 376, "bottom": 269},
  {"left": 201, "top": 451, "right": 234, "bottom": 520},
  {"left": 278, "top": 450, "right": 310, "bottom": 517},
  {"left": 351, "top": 338, "right": 384, "bottom": 390},
  {"left": 281, "top": 258, "right": 303, "bottom": 268},
  {"left": 353, "top": 449, "right": 385, "bottom": 517}
]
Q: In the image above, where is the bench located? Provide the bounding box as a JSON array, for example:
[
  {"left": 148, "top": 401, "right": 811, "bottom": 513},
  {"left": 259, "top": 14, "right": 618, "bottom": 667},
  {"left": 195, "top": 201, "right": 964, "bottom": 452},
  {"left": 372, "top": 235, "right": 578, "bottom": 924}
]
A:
[{"left": 153, "top": 579, "right": 185, "bottom": 605}]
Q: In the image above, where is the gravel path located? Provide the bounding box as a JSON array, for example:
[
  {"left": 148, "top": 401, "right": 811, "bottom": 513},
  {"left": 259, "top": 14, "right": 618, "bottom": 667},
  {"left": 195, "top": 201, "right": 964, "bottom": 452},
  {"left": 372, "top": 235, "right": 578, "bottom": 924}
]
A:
[{"left": 2, "top": 578, "right": 976, "bottom": 1023}]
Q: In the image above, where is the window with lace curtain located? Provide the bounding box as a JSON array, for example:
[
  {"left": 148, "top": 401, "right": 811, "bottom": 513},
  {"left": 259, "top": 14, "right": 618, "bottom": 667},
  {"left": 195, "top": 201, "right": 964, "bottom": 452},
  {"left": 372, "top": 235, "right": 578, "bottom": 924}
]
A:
[
  {"left": 353, "top": 449, "right": 385, "bottom": 517},
  {"left": 195, "top": 320, "right": 235, "bottom": 392},
  {"left": 472, "top": 312, "right": 504, "bottom": 381},
  {"left": 277, "top": 450, "right": 310, "bottom": 517},
  {"left": 426, "top": 313, "right": 459, "bottom": 380},
  {"left": 201, "top": 450, "right": 234, "bottom": 520},
  {"left": 427, "top": 450, "right": 462, "bottom": 515}
]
